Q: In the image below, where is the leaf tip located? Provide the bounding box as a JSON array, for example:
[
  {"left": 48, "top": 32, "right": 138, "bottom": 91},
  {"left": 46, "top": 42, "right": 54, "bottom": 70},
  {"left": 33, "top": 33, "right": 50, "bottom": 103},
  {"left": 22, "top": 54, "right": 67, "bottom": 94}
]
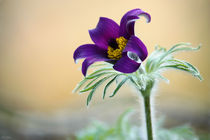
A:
[{"left": 196, "top": 74, "right": 203, "bottom": 81}]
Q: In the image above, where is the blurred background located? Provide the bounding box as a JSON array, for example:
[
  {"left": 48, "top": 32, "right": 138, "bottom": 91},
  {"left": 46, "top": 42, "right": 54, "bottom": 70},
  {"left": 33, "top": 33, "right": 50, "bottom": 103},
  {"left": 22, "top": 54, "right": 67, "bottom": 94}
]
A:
[{"left": 0, "top": 0, "right": 209, "bottom": 139}]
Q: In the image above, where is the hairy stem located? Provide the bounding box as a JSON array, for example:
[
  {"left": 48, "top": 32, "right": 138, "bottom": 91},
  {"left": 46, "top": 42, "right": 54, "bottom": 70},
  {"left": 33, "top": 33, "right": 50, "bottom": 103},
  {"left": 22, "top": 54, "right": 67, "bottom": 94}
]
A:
[
  {"left": 143, "top": 95, "right": 153, "bottom": 140},
  {"left": 139, "top": 76, "right": 154, "bottom": 140}
]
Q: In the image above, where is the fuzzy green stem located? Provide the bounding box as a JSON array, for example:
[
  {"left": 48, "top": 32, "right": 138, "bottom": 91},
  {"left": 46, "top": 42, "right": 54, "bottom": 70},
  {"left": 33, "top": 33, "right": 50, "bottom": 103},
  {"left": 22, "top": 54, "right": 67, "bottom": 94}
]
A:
[
  {"left": 139, "top": 76, "right": 154, "bottom": 140},
  {"left": 143, "top": 95, "right": 153, "bottom": 140}
]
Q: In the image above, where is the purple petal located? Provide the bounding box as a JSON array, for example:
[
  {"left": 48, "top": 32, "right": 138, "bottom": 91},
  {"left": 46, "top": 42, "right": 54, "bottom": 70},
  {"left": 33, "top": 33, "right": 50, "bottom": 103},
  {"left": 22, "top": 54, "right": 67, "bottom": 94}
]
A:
[
  {"left": 82, "top": 57, "right": 111, "bottom": 76},
  {"left": 119, "top": 8, "right": 151, "bottom": 39},
  {"left": 89, "top": 17, "right": 120, "bottom": 49},
  {"left": 73, "top": 44, "right": 108, "bottom": 62},
  {"left": 113, "top": 52, "right": 141, "bottom": 73},
  {"left": 123, "top": 35, "right": 148, "bottom": 61}
]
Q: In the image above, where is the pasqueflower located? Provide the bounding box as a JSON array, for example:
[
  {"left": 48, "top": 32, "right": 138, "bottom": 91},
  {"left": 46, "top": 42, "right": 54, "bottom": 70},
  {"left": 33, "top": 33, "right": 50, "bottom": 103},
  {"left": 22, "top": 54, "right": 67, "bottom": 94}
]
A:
[{"left": 73, "top": 8, "right": 151, "bottom": 76}]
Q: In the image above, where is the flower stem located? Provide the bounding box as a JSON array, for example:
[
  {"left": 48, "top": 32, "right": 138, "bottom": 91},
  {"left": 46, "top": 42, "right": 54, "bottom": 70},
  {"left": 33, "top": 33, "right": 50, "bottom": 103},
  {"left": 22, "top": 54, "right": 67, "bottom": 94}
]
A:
[
  {"left": 143, "top": 95, "right": 153, "bottom": 140},
  {"left": 136, "top": 67, "right": 154, "bottom": 140}
]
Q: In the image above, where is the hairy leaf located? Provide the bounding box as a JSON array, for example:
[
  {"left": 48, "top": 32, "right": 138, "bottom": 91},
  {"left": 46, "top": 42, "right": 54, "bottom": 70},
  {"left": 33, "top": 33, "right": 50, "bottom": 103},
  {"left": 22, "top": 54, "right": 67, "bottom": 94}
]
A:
[
  {"left": 73, "top": 109, "right": 202, "bottom": 140},
  {"left": 86, "top": 74, "right": 116, "bottom": 105},
  {"left": 73, "top": 78, "right": 89, "bottom": 93},
  {"left": 159, "top": 59, "right": 202, "bottom": 80},
  {"left": 103, "top": 75, "right": 121, "bottom": 99},
  {"left": 81, "top": 74, "right": 116, "bottom": 93},
  {"left": 109, "top": 77, "right": 129, "bottom": 98},
  {"left": 85, "top": 71, "right": 115, "bottom": 80}
]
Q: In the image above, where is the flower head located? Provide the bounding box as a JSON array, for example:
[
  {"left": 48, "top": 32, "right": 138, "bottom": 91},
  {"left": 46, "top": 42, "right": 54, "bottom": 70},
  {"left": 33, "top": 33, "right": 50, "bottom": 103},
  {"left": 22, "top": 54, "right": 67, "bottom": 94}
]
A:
[{"left": 73, "top": 8, "right": 151, "bottom": 76}]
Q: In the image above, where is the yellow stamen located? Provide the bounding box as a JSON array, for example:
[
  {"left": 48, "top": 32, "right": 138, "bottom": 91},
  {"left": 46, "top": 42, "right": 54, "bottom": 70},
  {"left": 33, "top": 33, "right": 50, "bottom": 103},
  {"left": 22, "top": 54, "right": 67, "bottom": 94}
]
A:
[{"left": 107, "top": 36, "right": 128, "bottom": 60}]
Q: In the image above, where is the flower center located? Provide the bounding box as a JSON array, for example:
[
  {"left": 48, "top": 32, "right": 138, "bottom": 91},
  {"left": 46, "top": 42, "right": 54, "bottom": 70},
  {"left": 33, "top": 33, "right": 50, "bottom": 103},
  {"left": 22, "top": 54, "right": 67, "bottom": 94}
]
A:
[{"left": 107, "top": 36, "right": 128, "bottom": 60}]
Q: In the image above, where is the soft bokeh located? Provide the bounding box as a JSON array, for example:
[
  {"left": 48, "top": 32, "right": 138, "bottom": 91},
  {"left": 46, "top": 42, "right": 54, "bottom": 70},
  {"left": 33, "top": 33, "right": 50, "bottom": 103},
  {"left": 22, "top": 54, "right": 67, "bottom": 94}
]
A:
[{"left": 0, "top": 0, "right": 209, "bottom": 138}]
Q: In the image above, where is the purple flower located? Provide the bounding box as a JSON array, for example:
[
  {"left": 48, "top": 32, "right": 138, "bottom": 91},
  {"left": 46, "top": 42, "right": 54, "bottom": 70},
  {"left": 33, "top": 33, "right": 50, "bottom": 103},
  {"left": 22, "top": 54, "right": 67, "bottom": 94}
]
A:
[{"left": 74, "top": 8, "right": 151, "bottom": 76}]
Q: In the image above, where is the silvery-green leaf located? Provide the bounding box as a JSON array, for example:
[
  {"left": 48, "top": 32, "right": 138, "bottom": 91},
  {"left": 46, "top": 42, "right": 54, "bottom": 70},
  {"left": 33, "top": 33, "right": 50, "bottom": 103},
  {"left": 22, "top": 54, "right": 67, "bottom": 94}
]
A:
[
  {"left": 158, "top": 43, "right": 191, "bottom": 62},
  {"left": 73, "top": 78, "right": 88, "bottom": 93},
  {"left": 103, "top": 75, "right": 122, "bottom": 99},
  {"left": 116, "top": 109, "right": 134, "bottom": 137},
  {"left": 81, "top": 74, "right": 116, "bottom": 93},
  {"left": 145, "top": 46, "right": 166, "bottom": 73},
  {"left": 145, "top": 43, "right": 201, "bottom": 74},
  {"left": 86, "top": 74, "right": 116, "bottom": 105},
  {"left": 109, "top": 77, "right": 129, "bottom": 98},
  {"left": 87, "top": 68, "right": 114, "bottom": 77},
  {"left": 73, "top": 69, "right": 114, "bottom": 93},
  {"left": 152, "top": 73, "right": 169, "bottom": 83},
  {"left": 159, "top": 59, "right": 202, "bottom": 81},
  {"left": 128, "top": 76, "right": 140, "bottom": 90},
  {"left": 168, "top": 43, "right": 200, "bottom": 54},
  {"left": 73, "top": 109, "right": 201, "bottom": 140},
  {"left": 90, "top": 62, "right": 112, "bottom": 68},
  {"left": 138, "top": 74, "right": 147, "bottom": 91},
  {"left": 85, "top": 71, "right": 115, "bottom": 79},
  {"left": 83, "top": 76, "right": 100, "bottom": 89}
]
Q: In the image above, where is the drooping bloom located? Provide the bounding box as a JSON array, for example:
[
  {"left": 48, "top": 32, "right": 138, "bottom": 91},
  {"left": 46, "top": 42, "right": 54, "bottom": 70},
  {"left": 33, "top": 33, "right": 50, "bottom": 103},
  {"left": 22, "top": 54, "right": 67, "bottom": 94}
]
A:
[{"left": 74, "top": 8, "right": 151, "bottom": 76}]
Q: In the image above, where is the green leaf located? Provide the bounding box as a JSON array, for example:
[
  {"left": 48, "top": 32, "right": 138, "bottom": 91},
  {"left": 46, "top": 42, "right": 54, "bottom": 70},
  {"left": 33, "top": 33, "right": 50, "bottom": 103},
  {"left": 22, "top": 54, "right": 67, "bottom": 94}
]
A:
[
  {"left": 81, "top": 74, "right": 116, "bottom": 93},
  {"left": 73, "top": 78, "right": 88, "bottom": 93},
  {"left": 160, "top": 43, "right": 191, "bottom": 61},
  {"left": 183, "top": 61, "right": 203, "bottom": 80},
  {"left": 73, "top": 109, "right": 202, "bottom": 140},
  {"left": 103, "top": 75, "right": 121, "bottom": 99},
  {"left": 86, "top": 74, "right": 116, "bottom": 106},
  {"left": 90, "top": 63, "right": 112, "bottom": 68},
  {"left": 170, "top": 125, "right": 199, "bottom": 140},
  {"left": 160, "top": 59, "right": 202, "bottom": 81},
  {"left": 133, "top": 73, "right": 148, "bottom": 91},
  {"left": 145, "top": 43, "right": 201, "bottom": 74},
  {"left": 83, "top": 76, "right": 101, "bottom": 89},
  {"left": 116, "top": 109, "right": 134, "bottom": 136},
  {"left": 73, "top": 68, "right": 115, "bottom": 93},
  {"left": 86, "top": 68, "right": 114, "bottom": 77},
  {"left": 85, "top": 72, "right": 115, "bottom": 80},
  {"left": 128, "top": 76, "right": 139, "bottom": 90},
  {"left": 145, "top": 45, "right": 166, "bottom": 73},
  {"left": 153, "top": 73, "right": 169, "bottom": 83},
  {"left": 168, "top": 43, "right": 200, "bottom": 54},
  {"left": 109, "top": 77, "right": 128, "bottom": 98},
  {"left": 167, "top": 42, "right": 191, "bottom": 52},
  {"left": 158, "top": 43, "right": 200, "bottom": 67}
]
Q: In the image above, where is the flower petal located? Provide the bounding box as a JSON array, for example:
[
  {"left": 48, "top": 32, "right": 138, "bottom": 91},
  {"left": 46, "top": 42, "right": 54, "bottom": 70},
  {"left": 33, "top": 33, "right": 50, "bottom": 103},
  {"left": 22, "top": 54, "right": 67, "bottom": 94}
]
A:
[
  {"left": 113, "top": 52, "right": 141, "bottom": 73},
  {"left": 119, "top": 8, "right": 151, "bottom": 39},
  {"left": 82, "top": 57, "right": 111, "bottom": 76},
  {"left": 73, "top": 44, "right": 107, "bottom": 62},
  {"left": 89, "top": 17, "right": 120, "bottom": 49},
  {"left": 123, "top": 35, "right": 148, "bottom": 61}
]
